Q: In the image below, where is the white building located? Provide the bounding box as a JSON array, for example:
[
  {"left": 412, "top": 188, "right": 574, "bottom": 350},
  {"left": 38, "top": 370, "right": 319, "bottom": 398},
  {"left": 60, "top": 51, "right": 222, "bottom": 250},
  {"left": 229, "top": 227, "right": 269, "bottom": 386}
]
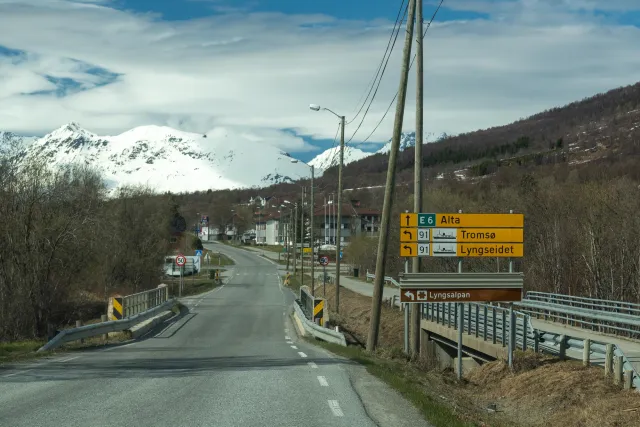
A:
[{"left": 265, "top": 218, "right": 280, "bottom": 245}]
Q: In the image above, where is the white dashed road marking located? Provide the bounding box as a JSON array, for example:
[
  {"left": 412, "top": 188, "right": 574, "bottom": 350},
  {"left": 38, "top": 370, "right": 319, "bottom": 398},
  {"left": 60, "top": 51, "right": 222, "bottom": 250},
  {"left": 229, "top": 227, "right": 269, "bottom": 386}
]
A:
[
  {"left": 284, "top": 336, "right": 290, "bottom": 340},
  {"left": 290, "top": 345, "right": 298, "bottom": 350},
  {"left": 328, "top": 400, "right": 344, "bottom": 417},
  {"left": 298, "top": 352, "right": 307, "bottom": 358},
  {"left": 308, "top": 362, "right": 318, "bottom": 369},
  {"left": 317, "top": 376, "right": 329, "bottom": 386}
]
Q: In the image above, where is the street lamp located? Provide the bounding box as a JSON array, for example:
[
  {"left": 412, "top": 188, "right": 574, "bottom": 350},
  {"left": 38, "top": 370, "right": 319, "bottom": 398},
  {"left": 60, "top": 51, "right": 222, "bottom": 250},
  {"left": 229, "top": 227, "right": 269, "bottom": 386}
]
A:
[
  {"left": 291, "top": 159, "right": 315, "bottom": 295},
  {"left": 309, "top": 103, "right": 345, "bottom": 313}
]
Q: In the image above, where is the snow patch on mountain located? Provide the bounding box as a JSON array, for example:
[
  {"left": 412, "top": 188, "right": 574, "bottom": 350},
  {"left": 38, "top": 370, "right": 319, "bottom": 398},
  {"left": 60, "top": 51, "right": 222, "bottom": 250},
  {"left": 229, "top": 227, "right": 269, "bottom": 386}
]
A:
[
  {"left": 376, "top": 132, "right": 417, "bottom": 154},
  {"left": 14, "top": 123, "right": 315, "bottom": 195},
  {"left": 308, "top": 131, "right": 420, "bottom": 171},
  {"left": 309, "top": 144, "right": 371, "bottom": 171}
]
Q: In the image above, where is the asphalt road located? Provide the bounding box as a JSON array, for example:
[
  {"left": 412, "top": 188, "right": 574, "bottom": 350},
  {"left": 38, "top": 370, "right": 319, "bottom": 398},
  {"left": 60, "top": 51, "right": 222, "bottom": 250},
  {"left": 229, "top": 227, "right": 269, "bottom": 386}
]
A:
[{"left": 0, "top": 243, "right": 430, "bottom": 427}]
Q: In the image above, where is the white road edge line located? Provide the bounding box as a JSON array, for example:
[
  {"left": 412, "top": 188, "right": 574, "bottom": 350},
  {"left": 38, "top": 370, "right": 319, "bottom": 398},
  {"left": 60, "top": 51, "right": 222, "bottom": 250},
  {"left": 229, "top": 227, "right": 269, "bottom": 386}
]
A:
[
  {"left": 298, "top": 351, "right": 307, "bottom": 358},
  {"left": 2, "top": 369, "right": 31, "bottom": 378},
  {"left": 328, "top": 400, "right": 344, "bottom": 417},
  {"left": 308, "top": 362, "right": 318, "bottom": 369},
  {"left": 290, "top": 345, "right": 298, "bottom": 349},
  {"left": 59, "top": 356, "right": 81, "bottom": 363},
  {"left": 100, "top": 342, "right": 137, "bottom": 352},
  {"left": 317, "top": 376, "right": 329, "bottom": 386}
]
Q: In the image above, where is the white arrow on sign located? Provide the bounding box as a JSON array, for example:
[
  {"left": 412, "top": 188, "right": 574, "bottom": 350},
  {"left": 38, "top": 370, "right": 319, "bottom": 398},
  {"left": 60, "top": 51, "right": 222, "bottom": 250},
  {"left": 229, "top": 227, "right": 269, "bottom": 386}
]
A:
[{"left": 404, "top": 290, "right": 415, "bottom": 301}]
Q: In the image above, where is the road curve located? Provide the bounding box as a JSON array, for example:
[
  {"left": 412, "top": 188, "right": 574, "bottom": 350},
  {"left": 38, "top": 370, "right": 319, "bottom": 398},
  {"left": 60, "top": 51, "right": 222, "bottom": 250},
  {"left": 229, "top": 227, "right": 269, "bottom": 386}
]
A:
[{"left": 0, "top": 243, "right": 430, "bottom": 427}]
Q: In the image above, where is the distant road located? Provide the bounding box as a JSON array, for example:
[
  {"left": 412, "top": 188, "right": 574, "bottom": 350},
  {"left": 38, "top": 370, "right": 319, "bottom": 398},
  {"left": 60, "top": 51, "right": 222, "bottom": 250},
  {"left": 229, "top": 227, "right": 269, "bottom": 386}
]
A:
[{"left": 0, "top": 243, "right": 429, "bottom": 427}]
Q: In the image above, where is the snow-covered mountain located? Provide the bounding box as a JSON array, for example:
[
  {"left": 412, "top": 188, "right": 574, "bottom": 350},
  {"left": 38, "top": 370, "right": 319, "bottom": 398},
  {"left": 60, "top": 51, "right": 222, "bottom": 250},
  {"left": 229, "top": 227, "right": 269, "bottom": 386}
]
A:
[
  {"left": 308, "top": 131, "right": 418, "bottom": 171},
  {"left": 375, "top": 131, "right": 416, "bottom": 154},
  {"left": 308, "top": 144, "right": 371, "bottom": 171},
  {"left": 12, "top": 123, "right": 314, "bottom": 194}
]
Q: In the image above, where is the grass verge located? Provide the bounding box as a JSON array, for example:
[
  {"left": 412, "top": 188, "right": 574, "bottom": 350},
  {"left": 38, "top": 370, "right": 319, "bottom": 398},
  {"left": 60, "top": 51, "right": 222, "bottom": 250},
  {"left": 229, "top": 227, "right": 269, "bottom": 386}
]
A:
[
  {"left": 282, "top": 271, "right": 314, "bottom": 294},
  {"left": 0, "top": 340, "right": 48, "bottom": 365},
  {"left": 306, "top": 338, "right": 476, "bottom": 427},
  {"left": 203, "top": 249, "right": 235, "bottom": 266}
]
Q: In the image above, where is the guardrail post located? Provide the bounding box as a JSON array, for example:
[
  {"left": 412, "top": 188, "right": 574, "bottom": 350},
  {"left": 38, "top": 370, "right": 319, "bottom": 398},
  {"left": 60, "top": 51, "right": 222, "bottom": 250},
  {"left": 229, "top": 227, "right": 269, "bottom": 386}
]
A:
[
  {"left": 448, "top": 303, "right": 453, "bottom": 328},
  {"left": 475, "top": 305, "right": 479, "bottom": 338},
  {"left": 521, "top": 317, "right": 528, "bottom": 351},
  {"left": 101, "top": 315, "right": 108, "bottom": 340},
  {"left": 624, "top": 370, "right": 633, "bottom": 390},
  {"left": 501, "top": 310, "right": 506, "bottom": 347},
  {"left": 583, "top": 339, "right": 591, "bottom": 366},
  {"left": 614, "top": 356, "right": 624, "bottom": 385},
  {"left": 483, "top": 306, "right": 488, "bottom": 341},
  {"left": 533, "top": 329, "right": 539, "bottom": 353},
  {"left": 453, "top": 303, "right": 457, "bottom": 329},
  {"left": 492, "top": 307, "right": 497, "bottom": 344},
  {"left": 605, "top": 344, "right": 614, "bottom": 378},
  {"left": 559, "top": 335, "right": 567, "bottom": 360}
]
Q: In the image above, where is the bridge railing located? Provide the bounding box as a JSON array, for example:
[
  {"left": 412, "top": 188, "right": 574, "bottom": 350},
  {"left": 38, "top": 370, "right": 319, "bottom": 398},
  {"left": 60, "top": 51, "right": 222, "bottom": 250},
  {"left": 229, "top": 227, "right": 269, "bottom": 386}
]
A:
[
  {"left": 518, "top": 293, "right": 640, "bottom": 340},
  {"left": 421, "top": 301, "right": 640, "bottom": 390},
  {"left": 122, "top": 287, "right": 170, "bottom": 318}
]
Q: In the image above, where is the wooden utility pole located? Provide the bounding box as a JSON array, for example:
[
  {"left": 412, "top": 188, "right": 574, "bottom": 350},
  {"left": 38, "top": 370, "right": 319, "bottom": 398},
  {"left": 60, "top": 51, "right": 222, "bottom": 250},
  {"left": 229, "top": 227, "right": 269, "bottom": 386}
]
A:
[
  {"left": 335, "top": 115, "right": 345, "bottom": 313},
  {"left": 301, "top": 186, "right": 305, "bottom": 286},
  {"left": 367, "top": 0, "right": 417, "bottom": 352},
  {"left": 293, "top": 203, "right": 297, "bottom": 274},
  {"left": 411, "top": 0, "right": 424, "bottom": 357}
]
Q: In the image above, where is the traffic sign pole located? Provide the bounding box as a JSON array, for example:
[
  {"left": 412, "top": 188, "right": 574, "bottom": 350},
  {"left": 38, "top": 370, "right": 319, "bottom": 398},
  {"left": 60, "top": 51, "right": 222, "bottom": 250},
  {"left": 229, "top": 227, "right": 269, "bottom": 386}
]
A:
[{"left": 457, "top": 209, "right": 463, "bottom": 381}]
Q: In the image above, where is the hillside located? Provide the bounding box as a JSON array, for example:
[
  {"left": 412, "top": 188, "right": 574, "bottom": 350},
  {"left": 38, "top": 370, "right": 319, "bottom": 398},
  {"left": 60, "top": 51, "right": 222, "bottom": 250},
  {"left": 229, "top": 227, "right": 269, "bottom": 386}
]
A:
[
  {"left": 338, "top": 81, "right": 640, "bottom": 188},
  {"left": 184, "top": 80, "right": 640, "bottom": 210},
  {"left": 9, "top": 123, "right": 316, "bottom": 195}
]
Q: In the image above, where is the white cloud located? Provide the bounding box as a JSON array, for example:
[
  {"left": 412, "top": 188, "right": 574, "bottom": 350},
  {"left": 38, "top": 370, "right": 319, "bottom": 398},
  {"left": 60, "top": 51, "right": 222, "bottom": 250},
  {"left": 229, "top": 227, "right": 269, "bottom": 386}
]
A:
[{"left": 0, "top": 0, "right": 639, "bottom": 152}]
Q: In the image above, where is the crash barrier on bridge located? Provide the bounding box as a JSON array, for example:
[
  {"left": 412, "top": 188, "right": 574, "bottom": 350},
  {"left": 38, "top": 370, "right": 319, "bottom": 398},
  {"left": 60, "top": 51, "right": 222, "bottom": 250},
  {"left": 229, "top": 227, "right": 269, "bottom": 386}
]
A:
[
  {"left": 520, "top": 291, "right": 640, "bottom": 340},
  {"left": 362, "top": 271, "right": 640, "bottom": 389},
  {"left": 107, "top": 286, "right": 170, "bottom": 320},
  {"left": 38, "top": 298, "right": 178, "bottom": 352},
  {"left": 300, "top": 286, "right": 326, "bottom": 326},
  {"left": 292, "top": 300, "right": 346, "bottom": 346},
  {"left": 423, "top": 302, "right": 640, "bottom": 390}
]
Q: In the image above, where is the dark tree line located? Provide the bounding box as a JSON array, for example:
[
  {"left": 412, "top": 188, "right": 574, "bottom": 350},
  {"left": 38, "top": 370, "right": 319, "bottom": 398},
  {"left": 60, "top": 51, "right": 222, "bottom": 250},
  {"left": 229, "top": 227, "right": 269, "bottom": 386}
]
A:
[{"left": 0, "top": 148, "right": 179, "bottom": 341}]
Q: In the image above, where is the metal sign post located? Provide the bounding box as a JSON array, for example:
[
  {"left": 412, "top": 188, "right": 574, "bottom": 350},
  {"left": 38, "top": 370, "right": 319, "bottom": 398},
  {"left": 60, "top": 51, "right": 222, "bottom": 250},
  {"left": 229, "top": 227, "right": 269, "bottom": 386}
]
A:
[
  {"left": 176, "top": 254, "right": 187, "bottom": 297},
  {"left": 319, "top": 256, "right": 329, "bottom": 297},
  {"left": 404, "top": 259, "right": 409, "bottom": 354}
]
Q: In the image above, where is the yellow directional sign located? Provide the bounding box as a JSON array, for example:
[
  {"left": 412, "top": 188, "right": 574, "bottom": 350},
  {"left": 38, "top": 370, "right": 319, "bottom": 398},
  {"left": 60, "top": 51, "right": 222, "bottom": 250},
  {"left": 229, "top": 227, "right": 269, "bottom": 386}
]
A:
[
  {"left": 400, "top": 243, "right": 417, "bottom": 257},
  {"left": 400, "top": 213, "right": 418, "bottom": 228},
  {"left": 400, "top": 227, "right": 417, "bottom": 242},
  {"left": 435, "top": 213, "right": 524, "bottom": 228},
  {"left": 457, "top": 243, "right": 523, "bottom": 257},
  {"left": 456, "top": 228, "right": 523, "bottom": 243}
]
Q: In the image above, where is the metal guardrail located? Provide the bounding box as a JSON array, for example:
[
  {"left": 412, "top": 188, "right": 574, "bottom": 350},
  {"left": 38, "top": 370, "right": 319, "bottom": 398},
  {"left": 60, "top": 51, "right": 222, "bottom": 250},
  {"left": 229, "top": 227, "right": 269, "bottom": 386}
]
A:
[
  {"left": 520, "top": 291, "right": 640, "bottom": 339},
  {"left": 38, "top": 298, "right": 178, "bottom": 352},
  {"left": 292, "top": 301, "right": 346, "bottom": 346},
  {"left": 366, "top": 272, "right": 640, "bottom": 389},
  {"left": 365, "top": 270, "right": 400, "bottom": 287},
  {"left": 300, "top": 286, "right": 314, "bottom": 320},
  {"left": 123, "top": 287, "right": 169, "bottom": 318},
  {"left": 422, "top": 301, "right": 640, "bottom": 390}
]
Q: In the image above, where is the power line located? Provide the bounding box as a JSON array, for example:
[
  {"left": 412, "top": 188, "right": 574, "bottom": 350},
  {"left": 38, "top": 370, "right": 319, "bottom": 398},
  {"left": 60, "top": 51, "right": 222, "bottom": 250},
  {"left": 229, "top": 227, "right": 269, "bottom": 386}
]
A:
[
  {"left": 345, "top": 1, "right": 410, "bottom": 143},
  {"left": 347, "top": 0, "right": 407, "bottom": 125},
  {"left": 350, "top": 0, "right": 445, "bottom": 147}
]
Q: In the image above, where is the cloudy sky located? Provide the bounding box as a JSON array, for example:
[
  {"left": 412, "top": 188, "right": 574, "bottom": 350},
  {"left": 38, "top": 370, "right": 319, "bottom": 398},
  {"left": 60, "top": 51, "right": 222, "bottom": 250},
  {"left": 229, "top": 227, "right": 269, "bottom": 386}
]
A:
[{"left": 1, "top": 0, "right": 639, "bottom": 162}]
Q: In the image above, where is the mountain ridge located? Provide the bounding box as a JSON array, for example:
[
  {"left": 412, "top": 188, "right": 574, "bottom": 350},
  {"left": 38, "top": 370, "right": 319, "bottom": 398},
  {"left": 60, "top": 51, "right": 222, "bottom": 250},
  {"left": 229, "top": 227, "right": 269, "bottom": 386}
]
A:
[{"left": 9, "top": 123, "right": 316, "bottom": 195}]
